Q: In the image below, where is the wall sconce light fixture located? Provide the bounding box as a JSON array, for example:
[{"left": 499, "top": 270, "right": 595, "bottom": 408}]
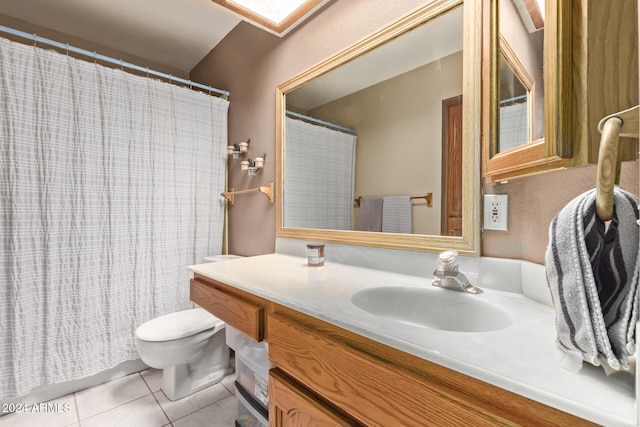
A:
[
  {"left": 240, "top": 154, "right": 266, "bottom": 176},
  {"left": 227, "top": 138, "right": 265, "bottom": 176},
  {"left": 227, "top": 139, "right": 250, "bottom": 159}
]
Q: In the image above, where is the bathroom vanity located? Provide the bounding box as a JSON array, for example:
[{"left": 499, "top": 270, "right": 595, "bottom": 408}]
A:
[{"left": 189, "top": 254, "right": 636, "bottom": 427}]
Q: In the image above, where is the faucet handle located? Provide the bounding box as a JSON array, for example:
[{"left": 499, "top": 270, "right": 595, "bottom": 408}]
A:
[{"left": 436, "top": 250, "right": 459, "bottom": 271}]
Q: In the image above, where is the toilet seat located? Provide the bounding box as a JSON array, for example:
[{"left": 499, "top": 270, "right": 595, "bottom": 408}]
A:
[{"left": 136, "top": 308, "right": 222, "bottom": 342}]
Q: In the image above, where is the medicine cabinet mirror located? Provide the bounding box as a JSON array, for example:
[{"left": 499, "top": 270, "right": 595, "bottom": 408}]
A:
[
  {"left": 496, "top": 34, "right": 535, "bottom": 154},
  {"left": 484, "top": 0, "right": 571, "bottom": 181},
  {"left": 276, "top": 0, "right": 482, "bottom": 254}
]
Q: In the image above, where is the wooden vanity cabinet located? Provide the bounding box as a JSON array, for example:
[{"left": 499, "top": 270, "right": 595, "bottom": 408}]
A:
[
  {"left": 266, "top": 304, "right": 594, "bottom": 427},
  {"left": 190, "top": 273, "right": 267, "bottom": 341},
  {"left": 190, "top": 279, "right": 594, "bottom": 426}
]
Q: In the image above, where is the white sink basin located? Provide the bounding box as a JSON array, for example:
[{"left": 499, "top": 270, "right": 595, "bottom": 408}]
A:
[{"left": 350, "top": 286, "right": 514, "bottom": 332}]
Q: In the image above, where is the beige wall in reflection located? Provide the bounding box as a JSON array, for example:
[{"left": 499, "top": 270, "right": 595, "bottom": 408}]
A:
[{"left": 309, "top": 51, "right": 463, "bottom": 235}]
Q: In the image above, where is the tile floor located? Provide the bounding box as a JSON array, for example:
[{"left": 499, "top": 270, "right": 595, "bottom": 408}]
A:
[{"left": 0, "top": 369, "right": 237, "bottom": 427}]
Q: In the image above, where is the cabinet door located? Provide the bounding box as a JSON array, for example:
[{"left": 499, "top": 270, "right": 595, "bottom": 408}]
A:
[{"left": 269, "top": 368, "right": 357, "bottom": 427}]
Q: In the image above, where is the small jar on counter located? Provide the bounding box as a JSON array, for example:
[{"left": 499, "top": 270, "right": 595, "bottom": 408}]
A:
[{"left": 306, "top": 243, "right": 325, "bottom": 267}]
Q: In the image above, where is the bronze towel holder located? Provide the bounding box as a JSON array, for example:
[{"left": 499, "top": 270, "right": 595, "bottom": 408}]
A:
[
  {"left": 596, "top": 105, "right": 639, "bottom": 221},
  {"left": 221, "top": 182, "right": 274, "bottom": 206}
]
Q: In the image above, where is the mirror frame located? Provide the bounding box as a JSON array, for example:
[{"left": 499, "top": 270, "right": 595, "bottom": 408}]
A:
[
  {"left": 275, "top": 0, "right": 482, "bottom": 255},
  {"left": 483, "top": 0, "right": 571, "bottom": 181}
]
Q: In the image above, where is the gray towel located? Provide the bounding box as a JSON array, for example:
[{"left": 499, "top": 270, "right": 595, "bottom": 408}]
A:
[
  {"left": 382, "top": 196, "right": 412, "bottom": 234},
  {"left": 357, "top": 198, "right": 383, "bottom": 231},
  {"left": 545, "top": 187, "right": 639, "bottom": 371}
]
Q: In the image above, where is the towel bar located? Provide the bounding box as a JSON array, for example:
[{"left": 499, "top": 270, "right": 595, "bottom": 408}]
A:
[
  {"left": 595, "top": 105, "right": 639, "bottom": 221},
  {"left": 355, "top": 193, "right": 433, "bottom": 207},
  {"left": 221, "top": 182, "right": 274, "bottom": 206}
]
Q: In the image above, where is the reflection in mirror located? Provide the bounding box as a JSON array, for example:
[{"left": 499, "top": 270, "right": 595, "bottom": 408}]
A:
[
  {"left": 493, "top": 0, "right": 544, "bottom": 157},
  {"left": 284, "top": 5, "right": 464, "bottom": 236},
  {"left": 276, "top": 0, "right": 482, "bottom": 255},
  {"left": 498, "top": 36, "right": 533, "bottom": 152}
]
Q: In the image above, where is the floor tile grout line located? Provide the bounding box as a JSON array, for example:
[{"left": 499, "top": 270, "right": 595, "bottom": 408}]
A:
[
  {"left": 75, "top": 393, "right": 155, "bottom": 423},
  {"left": 71, "top": 392, "right": 81, "bottom": 426},
  {"left": 169, "top": 394, "right": 236, "bottom": 426},
  {"left": 139, "top": 371, "right": 172, "bottom": 425},
  {"left": 139, "top": 371, "right": 156, "bottom": 395},
  {"left": 75, "top": 372, "right": 158, "bottom": 422},
  {"left": 141, "top": 369, "right": 232, "bottom": 425},
  {"left": 149, "top": 387, "right": 172, "bottom": 425},
  {"left": 165, "top": 386, "right": 234, "bottom": 424},
  {"left": 66, "top": 370, "right": 236, "bottom": 426}
]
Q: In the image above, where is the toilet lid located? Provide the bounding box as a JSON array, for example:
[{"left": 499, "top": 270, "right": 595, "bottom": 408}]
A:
[{"left": 136, "top": 308, "right": 222, "bottom": 342}]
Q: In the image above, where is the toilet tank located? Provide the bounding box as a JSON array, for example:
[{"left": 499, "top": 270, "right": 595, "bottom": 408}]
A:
[{"left": 203, "top": 254, "right": 244, "bottom": 263}]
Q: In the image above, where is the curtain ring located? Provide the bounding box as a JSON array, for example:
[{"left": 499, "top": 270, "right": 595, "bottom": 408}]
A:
[
  {"left": 120, "top": 59, "right": 124, "bottom": 71},
  {"left": 93, "top": 51, "right": 97, "bottom": 64},
  {"left": 33, "top": 34, "right": 37, "bottom": 47},
  {"left": 146, "top": 67, "right": 149, "bottom": 78},
  {"left": 65, "top": 43, "right": 69, "bottom": 56}
]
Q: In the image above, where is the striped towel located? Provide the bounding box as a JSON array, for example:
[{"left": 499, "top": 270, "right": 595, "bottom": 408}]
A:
[
  {"left": 545, "top": 187, "right": 639, "bottom": 371},
  {"left": 382, "top": 196, "right": 412, "bottom": 234}
]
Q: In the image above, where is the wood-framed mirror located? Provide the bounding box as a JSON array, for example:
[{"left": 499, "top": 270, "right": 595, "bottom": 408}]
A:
[
  {"left": 275, "top": 0, "right": 482, "bottom": 255},
  {"left": 483, "top": 0, "right": 571, "bottom": 181}
]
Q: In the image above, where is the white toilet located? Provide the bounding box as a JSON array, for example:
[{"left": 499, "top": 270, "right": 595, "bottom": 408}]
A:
[
  {"left": 135, "top": 254, "right": 241, "bottom": 401},
  {"left": 135, "top": 308, "right": 230, "bottom": 401}
]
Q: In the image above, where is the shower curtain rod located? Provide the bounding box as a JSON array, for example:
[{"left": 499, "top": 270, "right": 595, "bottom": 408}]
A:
[
  {"left": 499, "top": 94, "right": 526, "bottom": 105},
  {"left": 0, "top": 24, "right": 230, "bottom": 98},
  {"left": 286, "top": 110, "right": 357, "bottom": 134}
]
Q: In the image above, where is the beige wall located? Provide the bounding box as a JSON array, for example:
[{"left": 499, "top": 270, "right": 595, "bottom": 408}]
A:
[
  {"left": 191, "top": 0, "right": 639, "bottom": 262},
  {"left": 308, "top": 51, "right": 463, "bottom": 235},
  {"left": 190, "top": 0, "right": 429, "bottom": 256},
  {"left": 483, "top": 161, "right": 639, "bottom": 264}
]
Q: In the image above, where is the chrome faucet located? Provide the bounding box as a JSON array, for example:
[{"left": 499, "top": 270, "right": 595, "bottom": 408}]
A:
[{"left": 432, "top": 251, "right": 482, "bottom": 294}]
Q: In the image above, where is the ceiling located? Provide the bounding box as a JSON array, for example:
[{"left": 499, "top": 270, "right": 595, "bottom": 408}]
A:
[{"left": 0, "top": 0, "right": 245, "bottom": 73}]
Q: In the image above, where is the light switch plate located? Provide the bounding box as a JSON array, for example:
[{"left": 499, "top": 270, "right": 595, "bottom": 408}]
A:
[{"left": 484, "top": 194, "right": 508, "bottom": 231}]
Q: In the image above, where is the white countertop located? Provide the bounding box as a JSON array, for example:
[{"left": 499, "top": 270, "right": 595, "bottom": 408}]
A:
[{"left": 189, "top": 253, "right": 636, "bottom": 426}]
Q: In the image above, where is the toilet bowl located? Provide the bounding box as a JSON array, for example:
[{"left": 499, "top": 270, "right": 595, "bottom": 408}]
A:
[{"left": 135, "top": 308, "right": 230, "bottom": 401}]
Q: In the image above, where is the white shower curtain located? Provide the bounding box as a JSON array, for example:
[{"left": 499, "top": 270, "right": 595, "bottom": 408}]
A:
[
  {"left": 0, "top": 37, "right": 228, "bottom": 398},
  {"left": 284, "top": 117, "right": 357, "bottom": 230}
]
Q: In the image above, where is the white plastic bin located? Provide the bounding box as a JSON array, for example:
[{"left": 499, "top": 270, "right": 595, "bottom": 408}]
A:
[
  {"left": 236, "top": 380, "right": 268, "bottom": 427},
  {"left": 235, "top": 334, "right": 269, "bottom": 409}
]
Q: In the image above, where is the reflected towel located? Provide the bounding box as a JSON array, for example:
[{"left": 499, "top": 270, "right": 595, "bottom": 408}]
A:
[
  {"left": 357, "top": 198, "right": 383, "bottom": 231},
  {"left": 545, "top": 187, "right": 639, "bottom": 371},
  {"left": 382, "top": 196, "right": 412, "bottom": 234}
]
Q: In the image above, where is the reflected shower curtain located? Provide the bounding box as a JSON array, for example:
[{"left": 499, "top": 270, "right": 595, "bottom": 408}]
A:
[
  {"left": 499, "top": 102, "right": 528, "bottom": 151},
  {"left": 0, "top": 37, "right": 228, "bottom": 398},
  {"left": 284, "top": 117, "right": 357, "bottom": 230}
]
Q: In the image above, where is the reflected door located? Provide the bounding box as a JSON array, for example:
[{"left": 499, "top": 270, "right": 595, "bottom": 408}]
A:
[{"left": 442, "top": 95, "right": 463, "bottom": 236}]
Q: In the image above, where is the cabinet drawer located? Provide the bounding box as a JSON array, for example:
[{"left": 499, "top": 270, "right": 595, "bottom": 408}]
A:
[
  {"left": 269, "top": 368, "right": 357, "bottom": 427},
  {"left": 268, "top": 313, "right": 503, "bottom": 427},
  {"left": 190, "top": 278, "right": 264, "bottom": 341}
]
